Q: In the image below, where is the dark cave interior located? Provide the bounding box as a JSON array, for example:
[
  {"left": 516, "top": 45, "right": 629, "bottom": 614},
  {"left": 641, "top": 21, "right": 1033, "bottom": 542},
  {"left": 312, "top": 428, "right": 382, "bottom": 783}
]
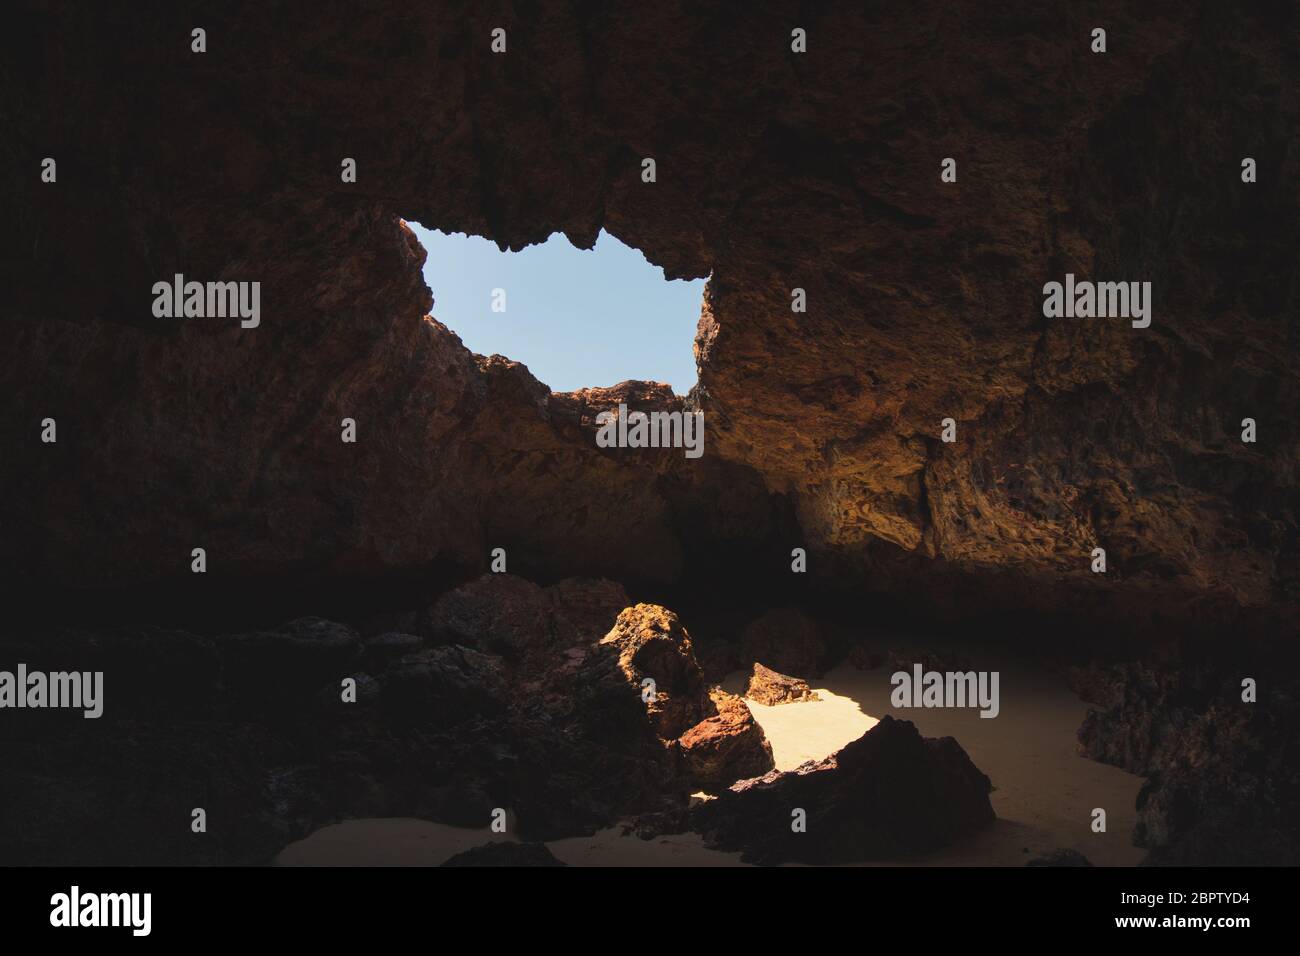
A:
[{"left": 2, "top": 1, "right": 1298, "bottom": 867}]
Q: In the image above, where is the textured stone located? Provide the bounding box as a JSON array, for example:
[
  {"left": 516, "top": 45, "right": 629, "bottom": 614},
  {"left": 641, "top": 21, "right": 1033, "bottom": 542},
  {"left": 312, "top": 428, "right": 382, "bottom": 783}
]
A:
[
  {"left": 678, "top": 689, "right": 775, "bottom": 787},
  {"left": 374, "top": 645, "right": 507, "bottom": 727},
  {"left": 0, "top": 598, "right": 708, "bottom": 862},
  {"left": 745, "top": 662, "right": 820, "bottom": 706},
  {"left": 2, "top": 1, "right": 1299, "bottom": 870},
  {"left": 1071, "top": 646, "right": 1300, "bottom": 865},
  {"left": 2, "top": 2, "right": 1296, "bottom": 636},
  {"left": 426, "top": 574, "right": 551, "bottom": 653},
  {"left": 693, "top": 716, "right": 994, "bottom": 864},
  {"left": 592, "top": 604, "right": 708, "bottom": 740}
]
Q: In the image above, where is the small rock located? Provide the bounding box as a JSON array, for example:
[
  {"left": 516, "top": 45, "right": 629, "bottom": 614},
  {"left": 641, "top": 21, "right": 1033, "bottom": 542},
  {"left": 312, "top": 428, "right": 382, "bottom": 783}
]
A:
[{"left": 745, "top": 662, "right": 820, "bottom": 705}]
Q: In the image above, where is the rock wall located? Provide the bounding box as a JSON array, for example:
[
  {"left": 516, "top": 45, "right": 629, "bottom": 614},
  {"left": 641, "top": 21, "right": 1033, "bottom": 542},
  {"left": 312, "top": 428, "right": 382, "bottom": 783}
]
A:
[
  {"left": 1071, "top": 639, "right": 1300, "bottom": 865},
  {"left": 3, "top": 2, "right": 1298, "bottom": 630}
]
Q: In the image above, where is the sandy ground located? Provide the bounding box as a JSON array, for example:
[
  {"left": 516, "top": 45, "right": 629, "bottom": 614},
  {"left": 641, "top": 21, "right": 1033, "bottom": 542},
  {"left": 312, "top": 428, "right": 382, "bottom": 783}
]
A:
[{"left": 276, "top": 649, "right": 1147, "bottom": 867}]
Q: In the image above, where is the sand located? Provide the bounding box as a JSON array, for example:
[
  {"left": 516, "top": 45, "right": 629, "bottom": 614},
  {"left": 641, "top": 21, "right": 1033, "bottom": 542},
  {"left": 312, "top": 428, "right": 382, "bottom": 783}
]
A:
[{"left": 276, "top": 650, "right": 1147, "bottom": 867}]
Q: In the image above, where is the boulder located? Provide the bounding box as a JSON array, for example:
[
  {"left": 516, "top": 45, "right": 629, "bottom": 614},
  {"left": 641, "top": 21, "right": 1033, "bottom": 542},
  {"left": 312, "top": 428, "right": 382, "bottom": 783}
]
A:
[
  {"left": 376, "top": 645, "right": 507, "bottom": 727},
  {"left": 548, "top": 577, "right": 631, "bottom": 645},
  {"left": 745, "top": 662, "right": 819, "bottom": 705},
  {"left": 425, "top": 574, "right": 628, "bottom": 680},
  {"left": 693, "top": 716, "right": 994, "bottom": 864},
  {"left": 589, "top": 604, "right": 708, "bottom": 740},
  {"left": 678, "top": 689, "right": 775, "bottom": 787},
  {"left": 1072, "top": 651, "right": 1300, "bottom": 865},
  {"left": 425, "top": 574, "right": 549, "bottom": 656}
]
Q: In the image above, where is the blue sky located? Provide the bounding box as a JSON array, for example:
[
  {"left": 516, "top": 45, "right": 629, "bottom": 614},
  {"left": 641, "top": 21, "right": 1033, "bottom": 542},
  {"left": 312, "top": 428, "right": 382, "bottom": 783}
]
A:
[{"left": 407, "top": 224, "right": 706, "bottom": 394}]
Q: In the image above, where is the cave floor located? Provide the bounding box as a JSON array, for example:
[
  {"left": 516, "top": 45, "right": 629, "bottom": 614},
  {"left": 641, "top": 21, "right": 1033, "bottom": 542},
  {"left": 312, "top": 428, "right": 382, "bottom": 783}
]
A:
[{"left": 276, "top": 649, "right": 1146, "bottom": 867}]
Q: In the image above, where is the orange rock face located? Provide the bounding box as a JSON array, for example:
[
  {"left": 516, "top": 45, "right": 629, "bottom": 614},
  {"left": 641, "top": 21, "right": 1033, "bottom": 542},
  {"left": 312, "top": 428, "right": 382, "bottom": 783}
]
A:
[
  {"left": 599, "top": 604, "right": 709, "bottom": 740},
  {"left": 678, "top": 689, "right": 776, "bottom": 787},
  {"left": 3, "top": 2, "right": 1297, "bottom": 639}
]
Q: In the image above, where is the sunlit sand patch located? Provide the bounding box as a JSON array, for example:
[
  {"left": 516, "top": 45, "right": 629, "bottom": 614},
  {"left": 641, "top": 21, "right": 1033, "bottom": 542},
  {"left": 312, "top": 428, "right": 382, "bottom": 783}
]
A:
[{"left": 738, "top": 681, "right": 879, "bottom": 772}]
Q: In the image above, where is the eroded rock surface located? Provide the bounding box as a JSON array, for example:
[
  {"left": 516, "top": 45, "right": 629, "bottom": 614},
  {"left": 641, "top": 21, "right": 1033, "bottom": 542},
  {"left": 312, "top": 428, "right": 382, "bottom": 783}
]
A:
[
  {"left": 1071, "top": 644, "right": 1300, "bottom": 865},
  {"left": 678, "top": 689, "right": 776, "bottom": 787},
  {"left": 591, "top": 604, "right": 709, "bottom": 740},
  {"left": 693, "top": 716, "right": 994, "bottom": 864},
  {"left": 2, "top": 3, "right": 1296, "bottom": 636},
  {"left": 0, "top": 585, "right": 706, "bottom": 862},
  {"left": 745, "top": 663, "right": 820, "bottom": 706},
  {"left": 2, "top": 2, "right": 1297, "bottom": 869}
]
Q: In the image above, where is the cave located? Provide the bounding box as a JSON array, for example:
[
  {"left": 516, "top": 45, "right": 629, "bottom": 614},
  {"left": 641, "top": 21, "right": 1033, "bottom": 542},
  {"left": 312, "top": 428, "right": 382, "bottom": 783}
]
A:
[{"left": 2, "top": 0, "right": 1298, "bottom": 889}]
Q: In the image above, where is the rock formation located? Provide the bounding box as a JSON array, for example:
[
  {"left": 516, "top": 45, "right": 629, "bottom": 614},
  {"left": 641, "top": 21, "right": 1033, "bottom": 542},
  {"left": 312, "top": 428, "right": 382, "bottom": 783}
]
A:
[
  {"left": 1071, "top": 641, "right": 1300, "bottom": 866},
  {"left": 3, "top": 2, "right": 1296, "bottom": 639},
  {"left": 1, "top": 2, "right": 1296, "bottom": 867},
  {"left": 693, "top": 716, "right": 994, "bottom": 865},
  {"left": 744, "top": 663, "right": 820, "bottom": 706},
  {"left": 1071, "top": 642, "right": 1294, "bottom": 868},
  {"left": 592, "top": 604, "right": 709, "bottom": 740},
  {"left": 1, "top": 581, "right": 792, "bottom": 863},
  {"left": 678, "top": 689, "right": 776, "bottom": 787}
]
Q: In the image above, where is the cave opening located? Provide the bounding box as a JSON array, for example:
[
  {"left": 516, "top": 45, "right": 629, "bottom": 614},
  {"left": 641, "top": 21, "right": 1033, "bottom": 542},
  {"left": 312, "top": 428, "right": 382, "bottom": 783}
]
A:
[{"left": 406, "top": 223, "right": 707, "bottom": 395}]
